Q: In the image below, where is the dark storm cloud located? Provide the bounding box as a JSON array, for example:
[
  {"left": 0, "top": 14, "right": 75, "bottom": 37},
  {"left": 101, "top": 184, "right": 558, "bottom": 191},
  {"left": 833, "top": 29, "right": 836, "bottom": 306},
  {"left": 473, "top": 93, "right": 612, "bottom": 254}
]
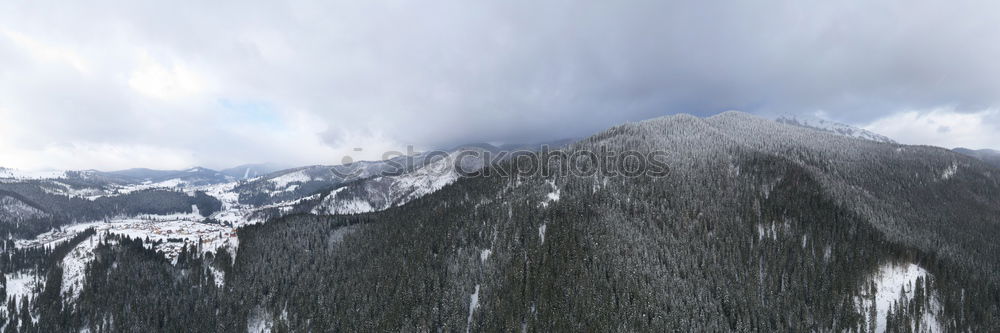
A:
[{"left": 0, "top": 0, "right": 998, "bottom": 169}]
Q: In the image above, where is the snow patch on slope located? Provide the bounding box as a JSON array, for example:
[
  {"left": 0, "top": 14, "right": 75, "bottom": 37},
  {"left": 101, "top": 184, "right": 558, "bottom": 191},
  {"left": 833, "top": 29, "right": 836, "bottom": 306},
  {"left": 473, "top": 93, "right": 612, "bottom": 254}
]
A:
[
  {"left": 392, "top": 154, "right": 463, "bottom": 202},
  {"left": 112, "top": 178, "right": 188, "bottom": 195},
  {"left": 941, "top": 163, "right": 958, "bottom": 180},
  {"left": 203, "top": 180, "right": 315, "bottom": 227},
  {"left": 247, "top": 307, "right": 275, "bottom": 333},
  {"left": 466, "top": 284, "right": 480, "bottom": 333},
  {"left": 538, "top": 224, "right": 547, "bottom": 244},
  {"left": 540, "top": 180, "right": 561, "bottom": 208},
  {"left": 856, "top": 262, "right": 942, "bottom": 333},
  {"left": 5, "top": 270, "right": 44, "bottom": 304},
  {"left": 41, "top": 181, "right": 109, "bottom": 200},
  {"left": 208, "top": 266, "right": 225, "bottom": 288},
  {"left": 311, "top": 187, "right": 375, "bottom": 215},
  {"left": 480, "top": 249, "right": 492, "bottom": 263},
  {"left": 61, "top": 234, "right": 102, "bottom": 301},
  {"left": 320, "top": 198, "right": 375, "bottom": 215}
]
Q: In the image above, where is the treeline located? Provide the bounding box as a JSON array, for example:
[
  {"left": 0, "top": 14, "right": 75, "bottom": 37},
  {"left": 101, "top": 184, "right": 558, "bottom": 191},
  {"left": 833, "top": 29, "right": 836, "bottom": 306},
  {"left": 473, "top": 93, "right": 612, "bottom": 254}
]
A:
[
  {"left": 4, "top": 113, "right": 1000, "bottom": 331},
  {"left": 15, "top": 147, "right": 997, "bottom": 331},
  {"left": 0, "top": 228, "right": 95, "bottom": 332}
]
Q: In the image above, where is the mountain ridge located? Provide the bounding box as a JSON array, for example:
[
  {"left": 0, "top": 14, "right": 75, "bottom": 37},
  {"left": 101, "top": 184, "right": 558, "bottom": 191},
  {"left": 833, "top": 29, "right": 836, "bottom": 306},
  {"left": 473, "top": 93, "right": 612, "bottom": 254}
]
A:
[
  {"left": 775, "top": 114, "right": 897, "bottom": 144},
  {"left": 2, "top": 112, "right": 998, "bottom": 331}
]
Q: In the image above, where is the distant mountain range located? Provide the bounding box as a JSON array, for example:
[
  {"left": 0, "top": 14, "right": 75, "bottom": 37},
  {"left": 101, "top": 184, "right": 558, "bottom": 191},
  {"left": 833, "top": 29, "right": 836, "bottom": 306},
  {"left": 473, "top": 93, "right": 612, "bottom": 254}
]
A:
[
  {"left": 954, "top": 148, "right": 1000, "bottom": 169},
  {"left": 219, "top": 163, "right": 289, "bottom": 180},
  {"left": 2, "top": 113, "right": 999, "bottom": 331}
]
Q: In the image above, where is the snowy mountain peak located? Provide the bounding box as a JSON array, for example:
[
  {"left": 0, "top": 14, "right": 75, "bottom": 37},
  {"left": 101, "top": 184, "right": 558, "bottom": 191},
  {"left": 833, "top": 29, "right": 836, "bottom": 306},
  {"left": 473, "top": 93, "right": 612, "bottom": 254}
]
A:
[{"left": 775, "top": 115, "right": 896, "bottom": 144}]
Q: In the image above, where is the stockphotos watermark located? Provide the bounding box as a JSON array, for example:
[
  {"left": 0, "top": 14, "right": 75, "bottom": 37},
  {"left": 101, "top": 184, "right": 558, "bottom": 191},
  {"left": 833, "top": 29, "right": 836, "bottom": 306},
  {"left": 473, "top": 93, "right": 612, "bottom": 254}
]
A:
[{"left": 331, "top": 145, "right": 671, "bottom": 179}]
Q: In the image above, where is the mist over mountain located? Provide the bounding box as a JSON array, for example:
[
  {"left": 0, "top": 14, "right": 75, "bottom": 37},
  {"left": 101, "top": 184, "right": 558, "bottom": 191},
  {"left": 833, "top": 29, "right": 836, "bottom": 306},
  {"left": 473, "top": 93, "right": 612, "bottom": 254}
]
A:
[
  {"left": 954, "top": 148, "right": 1000, "bottom": 169},
  {"left": 2, "top": 1, "right": 1000, "bottom": 330}
]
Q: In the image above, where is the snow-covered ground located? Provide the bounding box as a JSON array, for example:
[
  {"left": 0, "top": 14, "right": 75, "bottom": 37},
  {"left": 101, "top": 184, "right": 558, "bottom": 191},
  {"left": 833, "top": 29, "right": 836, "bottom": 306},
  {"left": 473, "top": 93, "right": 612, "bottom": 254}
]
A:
[
  {"left": 13, "top": 175, "right": 318, "bottom": 265},
  {"left": 466, "top": 284, "right": 480, "bottom": 333},
  {"left": 39, "top": 181, "right": 110, "bottom": 200},
  {"left": 0, "top": 167, "right": 67, "bottom": 180},
  {"left": 311, "top": 188, "right": 376, "bottom": 215},
  {"left": 113, "top": 178, "right": 186, "bottom": 194},
  {"left": 15, "top": 225, "right": 92, "bottom": 250},
  {"left": 19, "top": 210, "right": 237, "bottom": 264},
  {"left": 856, "top": 262, "right": 943, "bottom": 333},
  {"left": 538, "top": 224, "right": 546, "bottom": 244},
  {"left": 539, "top": 180, "right": 560, "bottom": 208},
  {"left": 200, "top": 180, "right": 313, "bottom": 227},
  {"left": 269, "top": 170, "right": 312, "bottom": 188},
  {"left": 247, "top": 307, "right": 275, "bottom": 333},
  {"left": 5, "top": 270, "right": 44, "bottom": 305},
  {"left": 941, "top": 163, "right": 958, "bottom": 180},
  {"left": 101, "top": 219, "right": 237, "bottom": 262},
  {"left": 208, "top": 265, "right": 226, "bottom": 287},
  {"left": 61, "top": 234, "right": 105, "bottom": 301},
  {"left": 312, "top": 152, "right": 467, "bottom": 215},
  {"left": 247, "top": 307, "right": 287, "bottom": 333},
  {"left": 391, "top": 154, "right": 463, "bottom": 202},
  {"left": 5, "top": 162, "right": 367, "bottom": 293}
]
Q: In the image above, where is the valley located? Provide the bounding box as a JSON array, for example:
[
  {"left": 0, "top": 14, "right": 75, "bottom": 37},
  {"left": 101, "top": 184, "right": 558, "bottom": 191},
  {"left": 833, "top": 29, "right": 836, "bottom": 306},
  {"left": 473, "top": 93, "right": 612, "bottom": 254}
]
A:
[{"left": 0, "top": 113, "right": 998, "bottom": 332}]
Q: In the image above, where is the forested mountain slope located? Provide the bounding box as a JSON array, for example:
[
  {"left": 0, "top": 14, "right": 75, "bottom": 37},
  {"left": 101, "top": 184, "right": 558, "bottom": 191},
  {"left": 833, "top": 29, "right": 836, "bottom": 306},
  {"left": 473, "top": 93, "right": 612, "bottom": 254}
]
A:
[
  {"left": 4, "top": 112, "right": 998, "bottom": 332},
  {"left": 310, "top": 145, "right": 494, "bottom": 215},
  {"left": 0, "top": 181, "right": 211, "bottom": 239},
  {"left": 229, "top": 159, "right": 424, "bottom": 207},
  {"left": 310, "top": 141, "right": 574, "bottom": 216},
  {"left": 705, "top": 112, "right": 1000, "bottom": 285}
]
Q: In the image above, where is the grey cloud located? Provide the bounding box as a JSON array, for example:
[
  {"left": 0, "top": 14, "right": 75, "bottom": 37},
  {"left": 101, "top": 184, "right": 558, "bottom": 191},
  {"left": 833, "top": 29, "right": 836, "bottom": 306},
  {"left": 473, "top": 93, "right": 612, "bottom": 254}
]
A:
[{"left": 1, "top": 0, "right": 999, "bottom": 169}]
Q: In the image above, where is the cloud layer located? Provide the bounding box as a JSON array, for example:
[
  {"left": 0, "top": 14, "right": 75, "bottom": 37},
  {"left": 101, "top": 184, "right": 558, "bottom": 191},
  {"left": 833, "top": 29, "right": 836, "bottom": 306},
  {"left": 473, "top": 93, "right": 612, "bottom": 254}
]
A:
[{"left": 1, "top": 0, "right": 999, "bottom": 170}]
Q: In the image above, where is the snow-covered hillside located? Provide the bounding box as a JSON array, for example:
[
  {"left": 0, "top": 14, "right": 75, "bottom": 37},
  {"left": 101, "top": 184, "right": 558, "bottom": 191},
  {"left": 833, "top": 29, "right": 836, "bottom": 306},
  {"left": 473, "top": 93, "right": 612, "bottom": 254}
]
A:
[
  {"left": 61, "top": 234, "right": 104, "bottom": 301},
  {"left": 18, "top": 207, "right": 237, "bottom": 264},
  {"left": 0, "top": 195, "right": 49, "bottom": 221},
  {"left": 0, "top": 167, "right": 68, "bottom": 180},
  {"left": 4, "top": 270, "right": 44, "bottom": 306},
  {"left": 776, "top": 115, "right": 896, "bottom": 144},
  {"left": 218, "top": 163, "right": 290, "bottom": 180},
  {"left": 856, "top": 263, "right": 943, "bottom": 333},
  {"left": 311, "top": 150, "right": 481, "bottom": 215}
]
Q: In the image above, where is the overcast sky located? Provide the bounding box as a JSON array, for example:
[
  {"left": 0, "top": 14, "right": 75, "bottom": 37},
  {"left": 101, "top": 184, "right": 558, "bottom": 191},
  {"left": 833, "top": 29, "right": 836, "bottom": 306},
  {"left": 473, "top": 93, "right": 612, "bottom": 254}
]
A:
[{"left": 1, "top": 0, "right": 998, "bottom": 170}]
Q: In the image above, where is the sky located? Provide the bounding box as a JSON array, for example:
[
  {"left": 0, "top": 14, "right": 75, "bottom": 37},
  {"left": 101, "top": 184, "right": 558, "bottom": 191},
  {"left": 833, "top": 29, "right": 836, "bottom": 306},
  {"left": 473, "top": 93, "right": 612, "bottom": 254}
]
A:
[{"left": 1, "top": 0, "right": 998, "bottom": 171}]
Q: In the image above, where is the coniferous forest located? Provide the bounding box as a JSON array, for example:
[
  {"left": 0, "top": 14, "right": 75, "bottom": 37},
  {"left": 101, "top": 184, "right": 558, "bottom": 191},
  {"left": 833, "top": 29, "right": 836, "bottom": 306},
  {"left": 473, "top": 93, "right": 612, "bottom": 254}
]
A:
[
  {"left": 0, "top": 113, "right": 997, "bottom": 332},
  {"left": 4, "top": 0, "right": 1000, "bottom": 331}
]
